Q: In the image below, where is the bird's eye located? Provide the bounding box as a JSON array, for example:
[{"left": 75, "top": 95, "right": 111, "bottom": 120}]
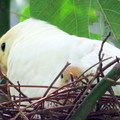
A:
[
  {"left": 1, "top": 42, "right": 6, "bottom": 52},
  {"left": 61, "top": 74, "right": 64, "bottom": 79}
]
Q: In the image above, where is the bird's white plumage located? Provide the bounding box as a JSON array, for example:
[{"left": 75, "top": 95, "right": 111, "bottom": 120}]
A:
[{"left": 0, "top": 18, "right": 119, "bottom": 97}]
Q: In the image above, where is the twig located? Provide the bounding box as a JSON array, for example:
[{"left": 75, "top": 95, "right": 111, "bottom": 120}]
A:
[
  {"left": 43, "top": 62, "right": 70, "bottom": 97},
  {"left": 78, "top": 57, "right": 112, "bottom": 79},
  {"left": 10, "top": 10, "right": 30, "bottom": 18},
  {"left": 0, "top": 71, "right": 28, "bottom": 98},
  {"left": 17, "top": 81, "right": 22, "bottom": 109},
  {"left": 98, "top": 32, "right": 111, "bottom": 77},
  {"left": 9, "top": 85, "right": 58, "bottom": 89},
  {"left": 0, "top": 90, "right": 28, "bottom": 120}
]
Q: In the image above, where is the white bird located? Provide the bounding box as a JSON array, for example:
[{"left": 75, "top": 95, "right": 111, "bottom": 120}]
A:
[{"left": 0, "top": 18, "right": 119, "bottom": 97}]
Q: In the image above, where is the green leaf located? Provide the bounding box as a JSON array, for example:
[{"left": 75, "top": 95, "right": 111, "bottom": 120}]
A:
[
  {"left": 30, "top": 0, "right": 99, "bottom": 38},
  {"left": 92, "top": 0, "right": 120, "bottom": 47},
  {"left": 20, "top": 5, "right": 30, "bottom": 22},
  {"left": 90, "top": 33, "right": 102, "bottom": 40},
  {"left": 30, "top": 0, "right": 120, "bottom": 47}
]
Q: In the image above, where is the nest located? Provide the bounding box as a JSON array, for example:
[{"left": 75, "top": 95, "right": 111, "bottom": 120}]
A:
[{"left": 0, "top": 33, "right": 120, "bottom": 120}]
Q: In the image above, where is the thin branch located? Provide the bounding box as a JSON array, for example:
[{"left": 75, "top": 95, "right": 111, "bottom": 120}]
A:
[
  {"left": 98, "top": 32, "right": 111, "bottom": 77},
  {"left": 43, "top": 62, "right": 70, "bottom": 97}
]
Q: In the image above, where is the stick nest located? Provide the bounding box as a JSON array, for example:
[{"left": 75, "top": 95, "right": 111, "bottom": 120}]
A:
[{"left": 0, "top": 33, "right": 120, "bottom": 120}]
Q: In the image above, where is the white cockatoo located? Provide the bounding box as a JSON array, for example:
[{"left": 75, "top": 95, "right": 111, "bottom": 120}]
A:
[{"left": 0, "top": 18, "right": 119, "bottom": 97}]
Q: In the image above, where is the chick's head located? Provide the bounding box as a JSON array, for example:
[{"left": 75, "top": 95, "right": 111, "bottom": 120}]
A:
[{"left": 60, "top": 65, "right": 82, "bottom": 86}]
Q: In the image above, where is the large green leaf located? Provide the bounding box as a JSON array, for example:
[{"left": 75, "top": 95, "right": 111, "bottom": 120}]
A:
[
  {"left": 30, "top": 0, "right": 120, "bottom": 47},
  {"left": 30, "top": 0, "right": 99, "bottom": 38},
  {"left": 92, "top": 0, "right": 120, "bottom": 47}
]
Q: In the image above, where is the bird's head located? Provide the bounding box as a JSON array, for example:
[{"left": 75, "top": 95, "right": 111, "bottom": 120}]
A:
[
  {"left": 0, "top": 33, "right": 11, "bottom": 74},
  {"left": 0, "top": 17, "right": 28, "bottom": 75},
  {"left": 0, "top": 26, "right": 20, "bottom": 74},
  {"left": 60, "top": 65, "right": 82, "bottom": 86}
]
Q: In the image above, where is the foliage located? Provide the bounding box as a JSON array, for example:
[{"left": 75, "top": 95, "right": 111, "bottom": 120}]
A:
[
  {"left": 30, "top": 0, "right": 101, "bottom": 39},
  {"left": 1, "top": 0, "right": 120, "bottom": 48},
  {"left": 0, "top": 0, "right": 10, "bottom": 37},
  {"left": 20, "top": 5, "right": 30, "bottom": 22},
  {"left": 29, "top": 0, "right": 120, "bottom": 48}
]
